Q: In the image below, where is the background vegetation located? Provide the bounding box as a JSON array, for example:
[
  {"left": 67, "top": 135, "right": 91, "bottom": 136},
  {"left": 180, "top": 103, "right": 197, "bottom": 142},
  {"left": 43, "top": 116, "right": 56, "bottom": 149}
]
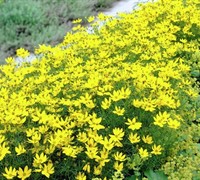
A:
[{"left": 0, "top": 0, "right": 119, "bottom": 64}]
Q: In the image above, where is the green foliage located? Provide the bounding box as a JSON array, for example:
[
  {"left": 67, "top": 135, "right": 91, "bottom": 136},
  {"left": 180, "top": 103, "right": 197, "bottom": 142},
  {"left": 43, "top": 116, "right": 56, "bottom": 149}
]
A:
[
  {"left": 144, "top": 169, "right": 167, "bottom": 180},
  {"left": 95, "top": 0, "right": 118, "bottom": 9},
  {"left": 0, "top": 0, "right": 118, "bottom": 64},
  {"left": 0, "top": 0, "right": 71, "bottom": 63}
]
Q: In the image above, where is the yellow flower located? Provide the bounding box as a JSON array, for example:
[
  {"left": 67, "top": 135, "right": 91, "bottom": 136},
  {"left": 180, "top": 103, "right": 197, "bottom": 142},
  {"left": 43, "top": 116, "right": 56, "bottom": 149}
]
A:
[
  {"left": 101, "top": 137, "right": 114, "bottom": 151},
  {"left": 94, "top": 165, "right": 102, "bottom": 175},
  {"left": 139, "top": 148, "right": 149, "bottom": 159},
  {"left": 17, "top": 166, "right": 32, "bottom": 180},
  {"left": 113, "top": 152, "right": 126, "bottom": 161},
  {"left": 113, "top": 106, "right": 125, "bottom": 116},
  {"left": 167, "top": 119, "right": 180, "bottom": 129},
  {"left": 128, "top": 133, "right": 140, "bottom": 144},
  {"left": 85, "top": 147, "right": 99, "bottom": 160},
  {"left": 95, "top": 148, "right": 110, "bottom": 167},
  {"left": 101, "top": 98, "right": 112, "bottom": 109},
  {"left": 76, "top": 172, "right": 87, "bottom": 180},
  {"left": 72, "top": 18, "right": 82, "bottom": 24},
  {"left": 3, "top": 166, "right": 17, "bottom": 179},
  {"left": 41, "top": 162, "right": 54, "bottom": 178},
  {"left": 125, "top": 118, "right": 142, "bottom": 130},
  {"left": 15, "top": 144, "right": 26, "bottom": 156},
  {"left": 88, "top": 115, "right": 105, "bottom": 130},
  {"left": 109, "top": 128, "right": 124, "bottom": 142},
  {"left": 151, "top": 144, "right": 163, "bottom": 155},
  {"left": 132, "top": 99, "right": 142, "bottom": 108},
  {"left": 16, "top": 48, "right": 30, "bottom": 58},
  {"left": 153, "top": 111, "right": 170, "bottom": 127},
  {"left": 114, "top": 161, "right": 124, "bottom": 172},
  {"left": 28, "top": 132, "right": 41, "bottom": 144},
  {"left": 0, "top": 142, "right": 11, "bottom": 161},
  {"left": 83, "top": 163, "right": 90, "bottom": 173},
  {"left": 110, "top": 90, "right": 123, "bottom": 102},
  {"left": 120, "top": 87, "right": 131, "bottom": 99},
  {"left": 0, "top": 135, "right": 5, "bottom": 144},
  {"left": 87, "top": 16, "right": 95, "bottom": 23},
  {"left": 33, "top": 152, "right": 48, "bottom": 167},
  {"left": 62, "top": 145, "right": 78, "bottom": 158},
  {"left": 142, "top": 135, "right": 153, "bottom": 144}
]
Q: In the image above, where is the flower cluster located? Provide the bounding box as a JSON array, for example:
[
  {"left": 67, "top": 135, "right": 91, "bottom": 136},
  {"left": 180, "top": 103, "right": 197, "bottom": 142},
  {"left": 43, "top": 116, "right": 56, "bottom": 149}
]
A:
[{"left": 0, "top": 0, "right": 199, "bottom": 179}]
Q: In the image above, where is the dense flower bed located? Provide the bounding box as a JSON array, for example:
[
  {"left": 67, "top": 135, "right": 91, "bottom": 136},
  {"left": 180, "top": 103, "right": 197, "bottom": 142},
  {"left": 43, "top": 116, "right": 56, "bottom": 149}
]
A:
[{"left": 0, "top": 0, "right": 199, "bottom": 179}]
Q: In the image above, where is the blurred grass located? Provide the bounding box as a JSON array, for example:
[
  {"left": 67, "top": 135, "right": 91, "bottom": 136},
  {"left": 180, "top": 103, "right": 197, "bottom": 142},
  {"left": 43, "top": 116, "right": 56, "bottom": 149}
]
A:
[{"left": 0, "top": 0, "right": 119, "bottom": 64}]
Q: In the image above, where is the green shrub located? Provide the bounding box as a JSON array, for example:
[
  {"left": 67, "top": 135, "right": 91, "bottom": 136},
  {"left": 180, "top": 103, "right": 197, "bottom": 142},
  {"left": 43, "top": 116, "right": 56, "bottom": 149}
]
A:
[
  {"left": 95, "top": 0, "right": 119, "bottom": 9},
  {"left": 0, "top": 0, "right": 199, "bottom": 179},
  {"left": 0, "top": 0, "right": 119, "bottom": 64},
  {"left": 0, "top": 0, "right": 71, "bottom": 64}
]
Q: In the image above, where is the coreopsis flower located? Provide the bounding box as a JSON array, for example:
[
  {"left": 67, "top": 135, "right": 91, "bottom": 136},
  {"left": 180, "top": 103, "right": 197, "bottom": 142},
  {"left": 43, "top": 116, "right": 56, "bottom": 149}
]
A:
[
  {"left": 151, "top": 144, "right": 163, "bottom": 155},
  {"left": 101, "top": 137, "right": 115, "bottom": 151},
  {"left": 110, "top": 90, "right": 123, "bottom": 102},
  {"left": 76, "top": 172, "right": 87, "bottom": 180},
  {"left": 113, "top": 152, "right": 126, "bottom": 161},
  {"left": 33, "top": 153, "right": 48, "bottom": 167},
  {"left": 41, "top": 162, "right": 54, "bottom": 178},
  {"left": 0, "top": 142, "right": 11, "bottom": 161},
  {"left": 88, "top": 115, "right": 105, "bottom": 130},
  {"left": 72, "top": 18, "right": 82, "bottom": 24},
  {"left": 128, "top": 133, "right": 140, "bottom": 144},
  {"left": 114, "top": 161, "right": 124, "bottom": 172},
  {"left": 113, "top": 106, "right": 125, "bottom": 116},
  {"left": 62, "top": 145, "right": 79, "bottom": 158},
  {"left": 101, "top": 98, "right": 112, "bottom": 109},
  {"left": 3, "top": 166, "right": 17, "bottom": 179},
  {"left": 83, "top": 163, "right": 90, "bottom": 173},
  {"left": 120, "top": 87, "right": 131, "bottom": 99},
  {"left": 167, "top": 119, "right": 180, "bottom": 129},
  {"left": 95, "top": 148, "right": 110, "bottom": 167},
  {"left": 94, "top": 165, "right": 102, "bottom": 176},
  {"left": 16, "top": 48, "right": 30, "bottom": 58},
  {"left": 139, "top": 148, "right": 149, "bottom": 159},
  {"left": 153, "top": 111, "right": 170, "bottom": 127},
  {"left": 87, "top": 16, "right": 95, "bottom": 23},
  {"left": 0, "top": 135, "right": 5, "bottom": 144},
  {"left": 17, "top": 166, "right": 32, "bottom": 180},
  {"left": 125, "top": 118, "right": 142, "bottom": 130},
  {"left": 15, "top": 144, "right": 26, "bottom": 155},
  {"left": 109, "top": 128, "right": 124, "bottom": 142},
  {"left": 142, "top": 135, "right": 153, "bottom": 144}
]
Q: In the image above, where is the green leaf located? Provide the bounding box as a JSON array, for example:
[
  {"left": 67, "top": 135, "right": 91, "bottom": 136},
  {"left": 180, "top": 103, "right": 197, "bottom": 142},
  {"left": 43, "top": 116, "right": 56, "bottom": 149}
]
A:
[
  {"left": 144, "top": 169, "right": 168, "bottom": 180},
  {"left": 125, "top": 175, "right": 138, "bottom": 180},
  {"left": 191, "top": 70, "right": 200, "bottom": 77}
]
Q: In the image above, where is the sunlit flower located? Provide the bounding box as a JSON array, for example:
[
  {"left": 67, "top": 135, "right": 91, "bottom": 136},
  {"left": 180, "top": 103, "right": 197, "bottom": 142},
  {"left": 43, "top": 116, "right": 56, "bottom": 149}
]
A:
[
  {"left": 114, "top": 161, "right": 124, "bottom": 172},
  {"left": 151, "top": 144, "right": 163, "bottom": 155},
  {"left": 76, "top": 172, "right": 86, "bottom": 180},
  {"left": 3, "top": 166, "right": 17, "bottom": 179},
  {"left": 41, "top": 162, "right": 54, "bottom": 178},
  {"left": 128, "top": 133, "right": 140, "bottom": 144},
  {"left": 16, "top": 48, "right": 30, "bottom": 58},
  {"left": 139, "top": 148, "right": 149, "bottom": 159},
  {"left": 15, "top": 144, "right": 26, "bottom": 156},
  {"left": 113, "top": 152, "right": 126, "bottom": 161},
  {"left": 142, "top": 135, "right": 153, "bottom": 144},
  {"left": 113, "top": 106, "right": 125, "bottom": 116},
  {"left": 17, "top": 166, "right": 32, "bottom": 180},
  {"left": 125, "top": 118, "right": 142, "bottom": 130}
]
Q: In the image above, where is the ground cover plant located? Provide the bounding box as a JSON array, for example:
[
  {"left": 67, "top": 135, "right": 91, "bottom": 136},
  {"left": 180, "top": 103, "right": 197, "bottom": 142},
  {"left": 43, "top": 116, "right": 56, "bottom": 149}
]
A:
[
  {"left": 0, "top": 0, "right": 199, "bottom": 179},
  {"left": 0, "top": 0, "right": 119, "bottom": 64}
]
